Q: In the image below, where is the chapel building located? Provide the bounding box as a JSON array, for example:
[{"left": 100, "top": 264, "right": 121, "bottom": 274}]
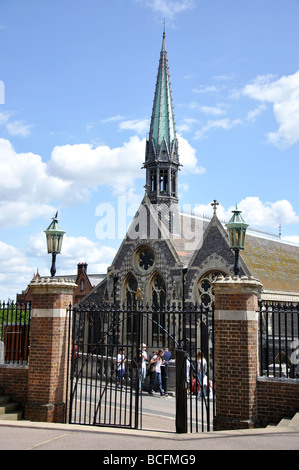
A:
[{"left": 80, "top": 33, "right": 299, "bottom": 312}]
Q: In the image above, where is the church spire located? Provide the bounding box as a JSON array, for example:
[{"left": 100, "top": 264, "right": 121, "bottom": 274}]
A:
[{"left": 144, "top": 32, "right": 180, "bottom": 206}]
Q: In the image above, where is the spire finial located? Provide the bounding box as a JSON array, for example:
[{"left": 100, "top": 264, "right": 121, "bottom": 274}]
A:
[
  {"left": 211, "top": 200, "right": 219, "bottom": 216},
  {"left": 162, "top": 19, "right": 167, "bottom": 51}
]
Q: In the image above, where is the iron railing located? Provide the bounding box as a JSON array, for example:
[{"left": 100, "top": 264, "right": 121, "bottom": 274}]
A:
[
  {"left": 0, "top": 301, "right": 31, "bottom": 364},
  {"left": 68, "top": 302, "right": 215, "bottom": 433},
  {"left": 259, "top": 301, "right": 299, "bottom": 378}
]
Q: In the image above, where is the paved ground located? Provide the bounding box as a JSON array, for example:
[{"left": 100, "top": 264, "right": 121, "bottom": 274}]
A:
[
  {"left": 1, "top": 419, "right": 299, "bottom": 451},
  {"left": 1, "top": 391, "right": 298, "bottom": 452},
  {"left": 69, "top": 386, "right": 213, "bottom": 432}
]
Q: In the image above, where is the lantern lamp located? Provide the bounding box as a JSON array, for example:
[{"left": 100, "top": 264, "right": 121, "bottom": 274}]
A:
[
  {"left": 225, "top": 204, "right": 249, "bottom": 276},
  {"left": 44, "top": 211, "right": 65, "bottom": 277}
]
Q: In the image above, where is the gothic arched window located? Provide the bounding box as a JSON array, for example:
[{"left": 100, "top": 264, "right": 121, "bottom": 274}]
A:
[
  {"left": 197, "top": 271, "right": 225, "bottom": 309},
  {"left": 150, "top": 169, "right": 157, "bottom": 192},
  {"left": 151, "top": 273, "right": 166, "bottom": 341},
  {"left": 152, "top": 273, "right": 166, "bottom": 310},
  {"left": 159, "top": 169, "right": 168, "bottom": 193},
  {"left": 125, "top": 273, "right": 138, "bottom": 342},
  {"left": 126, "top": 274, "right": 138, "bottom": 309}
]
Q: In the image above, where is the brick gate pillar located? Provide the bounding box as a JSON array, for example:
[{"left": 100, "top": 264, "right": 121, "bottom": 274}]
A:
[
  {"left": 213, "top": 275, "right": 262, "bottom": 431},
  {"left": 24, "top": 277, "right": 77, "bottom": 423}
]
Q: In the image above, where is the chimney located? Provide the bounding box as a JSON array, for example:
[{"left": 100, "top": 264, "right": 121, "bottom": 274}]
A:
[{"left": 77, "top": 263, "right": 88, "bottom": 275}]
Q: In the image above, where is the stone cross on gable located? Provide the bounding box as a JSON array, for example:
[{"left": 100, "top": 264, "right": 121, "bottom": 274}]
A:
[{"left": 211, "top": 199, "right": 219, "bottom": 215}]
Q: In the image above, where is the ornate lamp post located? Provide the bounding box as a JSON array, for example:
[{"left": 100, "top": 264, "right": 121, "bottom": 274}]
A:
[
  {"left": 44, "top": 211, "right": 65, "bottom": 277},
  {"left": 225, "top": 205, "right": 249, "bottom": 276}
]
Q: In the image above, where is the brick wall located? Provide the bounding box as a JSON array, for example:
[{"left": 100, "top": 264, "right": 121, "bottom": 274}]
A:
[
  {"left": 257, "top": 377, "right": 299, "bottom": 426},
  {"left": 74, "top": 263, "right": 93, "bottom": 304},
  {"left": 214, "top": 318, "right": 259, "bottom": 430},
  {"left": 2, "top": 274, "right": 298, "bottom": 428},
  {"left": 215, "top": 292, "right": 258, "bottom": 312},
  {"left": 26, "top": 317, "right": 70, "bottom": 402},
  {"left": 24, "top": 277, "right": 76, "bottom": 423},
  {"left": 0, "top": 365, "right": 28, "bottom": 406},
  {"left": 213, "top": 276, "right": 262, "bottom": 430},
  {"left": 31, "top": 293, "right": 73, "bottom": 310}
]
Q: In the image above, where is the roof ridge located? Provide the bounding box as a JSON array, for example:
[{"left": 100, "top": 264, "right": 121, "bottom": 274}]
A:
[{"left": 179, "top": 209, "right": 299, "bottom": 244}]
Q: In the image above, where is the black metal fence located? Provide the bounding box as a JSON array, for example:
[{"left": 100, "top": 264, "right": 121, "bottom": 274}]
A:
[
  {"left": 0, "top": 301, "right": 31, "bottom": 364},
  {"left": 69, "top": 302, "right": 215, "bottom": 433},
  {"left": 259, "top": 301, "right": 299, "bottom": 378}
]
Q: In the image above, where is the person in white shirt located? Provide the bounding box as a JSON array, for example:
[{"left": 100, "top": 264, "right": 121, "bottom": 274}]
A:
[
  {"left": 186, "top": 358, "right": 191, "bottom": 395},
  {"left": 197, "top": 350, "right": 207, "bottom": 398},
  {"left": 141, "top": 344, "right": 148, "bottom": 380},
  {"left": 148, "top": 349, "right": 164, "bottom": 396},
  {"left": 117, "top": 348, "right": 126, "bottom": 388},
  {"left": 139, "top": 344, "right": 148, "bottom": 392}
]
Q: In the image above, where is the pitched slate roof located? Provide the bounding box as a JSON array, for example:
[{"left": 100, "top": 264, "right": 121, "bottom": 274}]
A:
[
  {"left": 241, "top": 234, "right": 299, "bottom": 293},
  {"left": 169, "top": 213, "right": 209, "bottom": 267},
  {"left": 167, "top": 210, "right": 299, "bottom": 295}
]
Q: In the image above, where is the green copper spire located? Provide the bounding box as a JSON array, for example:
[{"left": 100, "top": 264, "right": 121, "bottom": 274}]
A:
[
  {"left": 146, "top": 32, "right": 179, "bottom": 164},
  {"left": 144, "top": 33, "right": 180, "bottom": 206}
]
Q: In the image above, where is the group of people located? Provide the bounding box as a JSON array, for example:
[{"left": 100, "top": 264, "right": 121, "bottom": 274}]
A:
[
  {"left": 186, "top": 350, "right": 212, "bottom": 398},
  {"left": 116, "top": 344, "right": 172, "bottom": 395},
  {"left": 146, "top": 347, "right": 171, "bottom": 396},
  {"left": 116, "top": 345, "right": 212, "bottom": 398}
]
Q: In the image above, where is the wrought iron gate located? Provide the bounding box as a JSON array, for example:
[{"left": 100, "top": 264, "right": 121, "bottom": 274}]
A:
[{"left": 68, "top": 303, "right": 215, "bottom": 433}]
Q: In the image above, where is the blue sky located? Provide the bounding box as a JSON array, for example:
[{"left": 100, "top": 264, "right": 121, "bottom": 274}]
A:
[{"left": 0, "top": 0, "right": 299, "bottom": 299}]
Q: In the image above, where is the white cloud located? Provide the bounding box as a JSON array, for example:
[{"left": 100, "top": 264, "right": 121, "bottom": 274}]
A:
[
  {"left": 190, "top": 103, "right": 226, "bottom": 116},
  {"left": 177, "top": 134, "right": 206, "bottom": 175},
  {"left": 193, "top": 201, "right": 230, "bottom": 221},
  {"left": 242, "top": 71, "right": 299, "bottom": 148},
  {"left": 0, "top": 202, "right": 54, "bottom": 228},
  {"left": 213, "top": 75, "right": 234, "bottom": 82},
  {"left": 0, "top": 111, "right": 32, "bottom": 137},
  {"left": 238, "top": 197, "right": 299, "bottom": 229},
  {"left": 49, "top": 136, "right": 145, "bottom": 195},
  {"left": 6, "top": 120, "right": 32, "bottom": 137},
  {"left": 0, "top": 240, "right": 34, "bottom": 301},
  {"left": 49, "top": 134, "right": 204, "bottom": 193},
  {"left": 118, "top": 118, "right": 150, "bottom": 135},
  {"left": 27, "top": 232, "right": 116, "bottom": 276},
  {"left": 192, "top": 197, "right": 299, "bottom": 232},
  {"left": 0, "top": 111, "right": 10, "bottom": 125},
  {"left": 0, "top": 232, "right": 117, "bottom": 299},
  {"left": 101, "top": 115, "right": 125, "bottom": 124},
  {"left": 194, "top": 118, "right": 241, "bottom": 140},
  {"left": 135, "top": 0, "right": 196, "bottom": 21},
  {"left": 193, "top": 85, "right": 220, "bottom": 94},
  {"left": 0, "top": 138, "right": 67, "bottom": 227},
  {"left": 246, "top": 104, "right": 267, "bottom": 122},
  {"left": 177, "top": 118, "right": 199, "bottom": 133},
  {"left": 283, "top": 235, "right": 299, "bottom": 245},
  {"left": 0, "top": 132, "right": 204, "bottom": 229}
]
